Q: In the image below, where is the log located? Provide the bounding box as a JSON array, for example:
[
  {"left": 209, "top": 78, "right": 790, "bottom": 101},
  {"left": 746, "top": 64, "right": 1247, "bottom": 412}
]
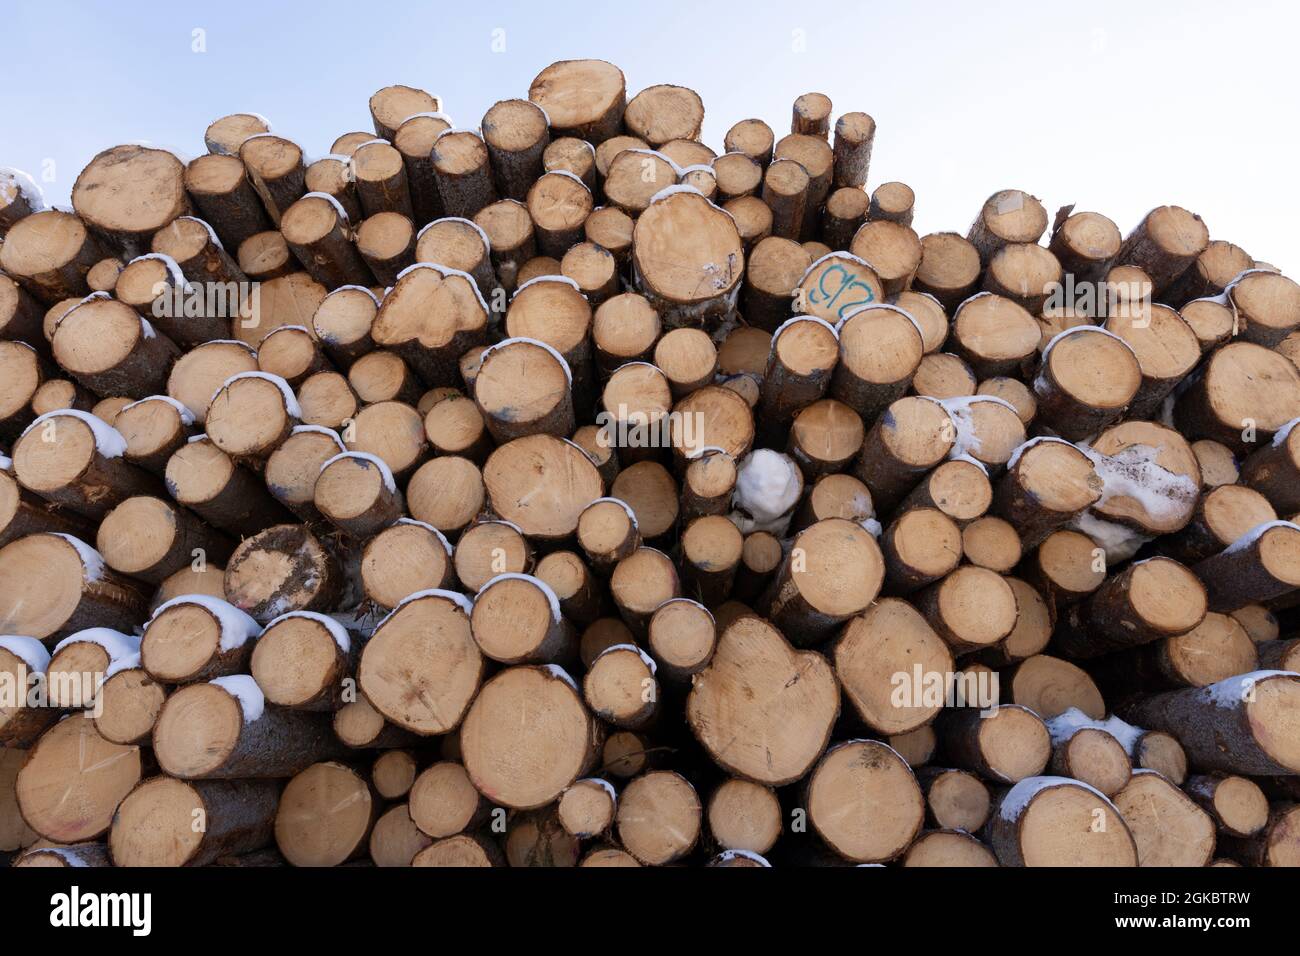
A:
[
  {"left": 989, "top": 777, "right": 1137, "bottom": 866},
  {"left": 913, "top": 232, "right": 981, "bottom": 311},
  {"left": 370, "top": 263, "right": 490, "bottom": 386},
  {"left": 852, "top": 396, "right": 955, "bottom": 511},
  {"left": 1113, "top": 770, "right": 1216, "bottom": 866},
  {"left": 1230, "top": 270, "right": 1300, "bottom": 348},
  {"left": 1117, "top": 205, "right": 1210, "bottom": 296},
  {"left": 1191, "top": 519, "right": 1300, "bottom": 610},
  {"left": 51, "top": 295, "right": 179, "bottom": 399},
  {"left": 167, "top": 339, "right": 258, "bottom": 424},
  {"left": 361, "top": 519, "right": 454, "bottom": 608},
  {"left": 280, "top": 193, "right": 372, "bottom": 287},
  {"left": 1048, "top": 209, "right": 1121, "bottom": 284},
  {"left": 275, "top": 761, "right": 375, "bottom": 866},
  {"left": 96, "top": 495, "right": 231, "bottom": 585},
  {"left": 239, "top": 135, "right": 307, "bottom": 226},
  {"left": 831, "top": 304, "right": 924, "bottom": 420},
  {"left": 615, "top": 770, "right": 701, "bottom": 865},
  {"left": 112, "top": 395, "right": 197, "bottom": 475},
  {"left": 166, "top": 437, "right": 293, "bottom": 537},
  {"left": 1185, "top": 773, "right": 1271, "bottom": 840},
  {"left": 223, "top": 524, "right": 344, "bottom": 623},
  {"left": 185, "top": 154, "right": 274, "bottom": 250},
  {"left": 993, "top": 437, "right": 1100, "bottom": 549},
  {"left": 0, "top": 210, "right": 103, "bottom": 305},
  {"left": 71, "top": 144, "right": 187, "bottom": 257},
  {"left": 110, "top": 776, "right": 279, "bottom": 867},
  {"left": 406, "top": 455, "right": 485, "bottom": 538}
]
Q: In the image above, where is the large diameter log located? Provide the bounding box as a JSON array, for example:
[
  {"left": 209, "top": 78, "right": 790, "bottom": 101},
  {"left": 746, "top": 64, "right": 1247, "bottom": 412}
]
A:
[
  {"left": 140, "top": 594, "right": 261, "bottom": 684},
  {"left": 473, "top": 338, "right": 575, "bottom": 442},
  {"left": 12, "top": 409, "right": 164, "bottom": 518},
  {"left": 1120, "top": 671, "right": 1300, "bottom": 776},
  {"left": 989, "top": 776, "right": 1138, "bottom": 866},
  {"left": 758, "top": 518, "right": 883, "bottom": 645},
  {"left": 686, "top": 614, "right": 839, "bottom": 785},
  {"left": 460, "top": 665, "right": 600, "bottom": 809},
  {"left": 1174, "top": 341, "right": 1300, "bottom": 453},
  {"left": 0, "top": 210, "right": 104, "bottom": 305},
  {"left": 16, "top": 716, "right": 144, "bottom": 843},
  {"left": 50, "top": 295, "right": 179, "bottom": 399},
  {"left": 472, "top": 573, "right": 575, "bottom": 665},
  {"left": 223, "top": 524, "right": 344, "bottom": 623},
  {"left": 206, "top": 371, "right": 301, "bottom": 464},
  {"left": 71, "top": 145, "right": 187, "bottom": 257},
  {"left": 0, "top": 532, "right": 147, "bottom": 640},
  {"left": 633, "top": 189, "right": 743, "bottom": 329},
  {"left": 274, "top": 761, "right": 376, "bottom": 867},
  {"left": 371, "top": 263, "right": 490, "bottom": 385},
  {"left": 96, "top": 496, "right": 232, "bottom": 585},
  {"left": 1112, "top": 771, "right": 1216, "bottom": 866},
  {"left": 154, "top": 675, "right": 344, "bottom": 778},
  {"left": 110, "top": 776, "right": 279, "bottom": 867},
  {"left": 1032, "top": 326, "right": 1141, "bottom": 439},
  {"left": 528, "top": 59, "right": 626, "bottom": 143}
]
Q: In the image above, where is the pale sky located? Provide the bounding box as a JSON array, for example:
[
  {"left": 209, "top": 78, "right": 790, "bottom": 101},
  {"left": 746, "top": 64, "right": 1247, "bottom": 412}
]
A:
[{"left": 4, "top": 0, "right": 1297, "bottom": 272}]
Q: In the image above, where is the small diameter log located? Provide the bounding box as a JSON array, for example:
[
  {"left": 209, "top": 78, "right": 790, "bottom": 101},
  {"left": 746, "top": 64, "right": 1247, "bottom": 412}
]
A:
[
  {"left": 51, "top": 295, "right": 179, "bottom": 399},
  {"left": 1228, "top": 269, "right": 1300, "bottom": 348},
  {"left": 372, "top": 751, "right": 418, "bottom": 803},
  {"left": 0, "top": 637, "right": 55, "bottom": 747},
  {"left": 947, "top": 293, "right": 1039, "bottom": 379},
  {"left": 742, "top": 237, "right": 812, "bottom": 332},
  {"left": 223, "top": 524, "right": 343, "bottom": 623},
  {"left": 280, "top": 193, "right": 371, "bottom": 287},
  {"left": 602, "top": 148, "right": 675, "bottom": 217},
  {"left": 680, "top": 514, "right": 743, "bottom": 607},
  {"left": 471, "top": 573, "right": 576, "bottom": 666},
  {"left": 0, "top": 462, "right": 96, "bottom": 549},
  {"left": 830, "top": 111, "right": 875, "bottom": 187},
  {"left": 831, "top": 304, "right": 924, "bottom": 421},
  {"left": 707, "top": 778, "right": 782, "bottom": 855},
  {"left": 760, "top": 316, "right": 839, "bottom": 423},
  {"left": 359, "top": 519, "right": 453, "bottom": 609},
  {"left": 1197, "top": 513, "right": 1300, "bottom": 607},
  {"left": 646, "top": 598, "right": 716, "bottom": 683},
  {"left": 914, "top": 565, "right": 1019, "bottom": 657},
  {"left": 820, "top": 186, "right": 869, "bottom": 250},
  {"left": 680, "top": 448, "right": 736, "bottom": 520},
  {"left": 1162, "top": 240, "right": 1254, "bottom": 306},
  {"left": 1112, "top": 771, "right": 1216, "bottom": 867},
  {"left": 451, "top": 520, "right": 530, "bottom": 593},
  {"left": 940, "top": 703, "right": 1053, "bottom": 785},
  {"left": 480, "top": 98, "right": 550, "bottom": 201},
  {"left": 111, "top": 776, "right": 279, "bottom": 867},
  {"left": 881, "top": 507, "right": 962, "bottom": 594},
  {"left": 1175, "top": 341, "right": 1300, "bottom": 454},
  {"left": 154, "top": 675, "right": 343, "bottom": 779},
  {"left": 850, "top": 219, "right": 923, "bottom": 298},
  {"left": 967, "top": 189, "right": 1048, "bottom": 264},
  {"left": 557, "top": 778, "right": 617, "bottom": 840},
  {"left": 577, "top": 497, "right": 640, "bottom": 573},
  {"left": 1185, "top": 774, "right": 1270, "bottom": 840},
  {"left": 237, "top": 231, "right": 293, "bottom": 282},
  {"left": 314, "top": 451, "right": 402, "bottom": 539},
  {"left": 609, "top": 547, "right": 681, "bottom": 634},
  {"left": 1117, "top": 205, "right": 1210, "bottom": 296},
  {"left": 1165, "top": 484, "right": 1275, "bottom": 566},
  {"left": 615, "top": 770, "right": 701, "bottom": 865},
  {"left": 44, "top": 628, "right": 139, "bottom": 710},
  {"left": 351, "top": 140, "right": 413, "bottom": 219},
  {"left": 368, "top": 83, "right": 439, "bottom": 140},
  {"left": 830, "top": 597, "right": 953, "bottom": 736},
  {"left": 622, "top": 83, "right": 703, "bottom": 146},
  {"left": 474, "top": 200, "right": 535, "bottom": 294},
  {"left": 852, "top": 396, "right": 955, "bottom": 512},
  {"left": 415, "top": 217, "right": 497, "bottom": 301},
  {"left": 304, "top": 155, "right": 362, "bottom": 224},
  {"left": 1032, "top": 326, "right": 1141, "bottom": 439},
  {"left": 152, "top": 214, "right": 246, "bottom": 291},
  {"left": 258, "top": 325, "right": 330, "bottom": 388},
  {"left": 166, "top": 437, "right": 293, "bottom": 537},
  {"left": 1056, "top": 556, "right": 1207, "bottom": 657},
  {"left": 651, "top": 328, "right": 714, "bottom": 399},
  {"left": 806, "top": 740, "right": 925, "bottom": 864},
  {"left": 404, "top": 456, "right": 483, "bottom": 540},
  {"left": 983, "top": 242, "right": 1063, "bottom": 314},
  {"left": 473, "top": 338, "right": 575, "bottom": 443},
  {"left": 1048, "top": 210, "right": 1121, "bottom": 284},
  {"left": 312, "top": 284, "right": 379, "bottom": 369},
  {"left": 96, "top": 495, "right": 232, "bottom": 585},
  {"left": 430, "top": 130, "right": 498, "bottom": 220},
  {"left": 408, "top": 761, "right": 489, "bottom": 840},
  {"left": 787, "top": 398, "right": 863, "bottom": 480},
  {"left": 412, "top": 832, "right": 504, "bottom": 867},
  {"left": 899, "top": 457, "right": 992, "bottom": 527},
  {"left": 166, "top": 339, "right": 258, "bottom": 424},
  {"left": 869, "top": 181, "right": 915, "bottom": 227},
  {"left": 0, "top": 274, "right": 49, "bottom": 353},
  {"left": 13, "top": 409, "right": 164, "bottom": 519},
  {"left": 140, "top": 593, "right": 260, "bottom": 686},
  {"left": 250, "top": 611, "right": 355, "bottom": 712},
  {"left": 16, "top": 717, "right": 143, "bottom": 843},
  {"left": 371, "top": 263, "right": 490, "bottom": 386},
  {"left": 913, "top": 352, "right": 975, "bottom": 399},
  {"left": 1006, "top": 654, "right": 1105, "bottom": 720},
  {"left": 205, "top": 113, "right": 271, "bottom": 156},
  {"left": 239, "top": 135, "right": 307, "bottom": 226},
  {"left": 206, "top": 371, "right": 300, "bottom": 465},
  {"left": 584, "top": 644, "right": 658, "bottom": 729},
  {"left": 274, "top": 761, "right": 375, "bottom": 867},
  {"left": 1218, "top": 803, "right": 1300, "bottom": 867},
  {"left": 961, "top": 517, "right": 1022, "bottom": 573},
  {"left": 913, "top": 232, "right": 982, "bottom": 311},
  {"left": 0, "top": 210, "right": 104, "bottom": 305},
  {"left": 761, "top": 158, "right": 809, "bottom": 241},
  {"left": 1241, "top": 420, "right": 1300, "bottom": 515},
  {"left": 331, "top": 694, "right": 418, "bottom": 750},
  {"left": 93, "top": 658, "right": 167, "bottom": 746},
  {"left": 344, "top": 398, "right": 428, "bottom": 479},
  {"left": 772, "top": 134, "right": 834, "bottom": 239},
  {"left": 112, "top": 396, "right": 195, "bottom": 475},
  {"left": 713, "top": 152, "right": 763, "bottom": 206},
  {"left": 356, "top": 212, "right": 415, "bottom": 286},
  {"left": 348, "top": 350, "right": 421, "bottom": 404},
  {"left": 0, "top": 340, "right": 45, "bottom": 443},
  {"left": 687, "top": 613, "right": 839, "bottom": 785},
  {"left": 522, "top": 168, "right": 593, "bottom": 260},
  {"left": 1103, "top": 302, "right": 1200, "bottom": 419},
  {"left": 0, "top": 532, "right": 148, "bottom": 641},
  {"left": 184, "top": 154, "right": 274, "bottom": 250},
  {"left": 993, "top": 437, "right": 1101, "bottom": 549},
  {"left": 460, "top": 664, "right": 600, "bottom": 810},
  {"left": 917, "top": 768, "right": 992, "bottom": 832},
  {"left": 535, "top": 551, "right": 603, "bottom": 627},
  {"left": 989, "top": 777, "right": 1137, "bottom": 866},
  {"left": 1045, "top": 724, "right": 1132, "bottom": 798}
]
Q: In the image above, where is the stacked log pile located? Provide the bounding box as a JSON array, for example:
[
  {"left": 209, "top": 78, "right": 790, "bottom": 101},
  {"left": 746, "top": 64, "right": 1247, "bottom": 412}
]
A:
[{"left": 1, "top": 59, "right": 1299, "bottom": 869}]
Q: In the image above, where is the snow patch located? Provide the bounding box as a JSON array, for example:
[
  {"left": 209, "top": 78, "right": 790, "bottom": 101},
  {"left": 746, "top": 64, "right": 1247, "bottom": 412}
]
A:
[
  {"left": 22, "top": 410, "right": 128, "bottom": 458},
  {"left": 1205, "top": 670, "right": 1299, "bottom": 708},
  {"left": 477, "top": 572, "right": 562, "bottom": 623},
  {"left": 291, "top": 424, "right": 346, "bottom": 451},
  {"left": 1045, "top": 707, "right": 1146, "bottom": 754},
  {"left": 1080, "top": 443, "right": 1197, "bottom": 521},
  {"left": 0, "top": 635, "right": 51, "bottom": 674},
  {"left": 999, "top": 775, "right": 1114, "bottom": 821},
  {"left": 543, "top": 663, "right": 578, "bottom": 691},
  {"left": 121, "top": 394, "right": 196, "bottom": 427},
  {"left": 1223, "top": 520, "right": 1300, "bottom": 555},
  {"left": 597, "top": 642, "right": 658, "bottom": 675},
  {"left": 52, "top": 628, "right": 141, "bottom": 662},
  {"left": 210, "top": 674, "right": 265, "bottom": 722},
  {"left": 1070, "top": 511, "right": 1151, "bottom": 564},
  {"left": 266, "top": 610, "right": 351, "bottom": 653},
  {"left": 300, "top": 191, "right": 351, "bottom": 226},
  {"left": 320, "top": 450, "right": 398, "bottom": 495},
  {"left": 374, "top": 588, "right": 474, "bottom": 631},
  {"left": 51, "top": 534, "right": 107, "bottom": 581},
  {"left": 214, "top": 371, "right": 303, "bottom": 418},
  {"left": 732, "top": 449, "right": 802, "bottom": 534},
  {"left": 151, "top": 594, "right": 262, "bottom": 651},
  {"left": 394, "top": 517, "right": 454, "bottom": 555}
]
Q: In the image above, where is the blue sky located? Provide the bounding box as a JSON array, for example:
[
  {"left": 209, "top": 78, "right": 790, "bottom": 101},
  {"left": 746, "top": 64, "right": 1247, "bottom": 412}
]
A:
[{"left": 4, "top": 0, "right": 1297, "bottom": 271}]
